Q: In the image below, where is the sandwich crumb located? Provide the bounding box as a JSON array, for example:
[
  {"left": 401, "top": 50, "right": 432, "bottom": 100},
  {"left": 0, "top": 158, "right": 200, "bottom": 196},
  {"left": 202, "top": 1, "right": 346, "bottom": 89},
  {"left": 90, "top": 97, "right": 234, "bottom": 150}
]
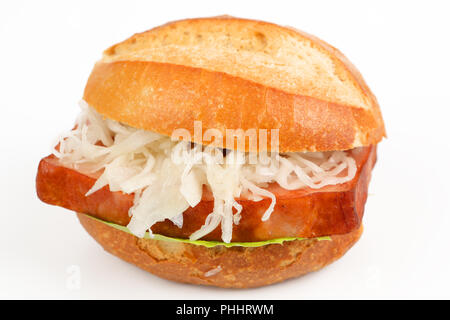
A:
[{"left": 204, "top": 266, "right": 222, "bottom": 277}]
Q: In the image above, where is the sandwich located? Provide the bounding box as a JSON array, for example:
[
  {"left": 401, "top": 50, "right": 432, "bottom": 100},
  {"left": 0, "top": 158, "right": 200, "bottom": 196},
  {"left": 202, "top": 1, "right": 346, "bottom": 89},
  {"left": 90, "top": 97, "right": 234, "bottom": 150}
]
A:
[{"left": 36, "top": 16, "right": 385, "bottom": 288}]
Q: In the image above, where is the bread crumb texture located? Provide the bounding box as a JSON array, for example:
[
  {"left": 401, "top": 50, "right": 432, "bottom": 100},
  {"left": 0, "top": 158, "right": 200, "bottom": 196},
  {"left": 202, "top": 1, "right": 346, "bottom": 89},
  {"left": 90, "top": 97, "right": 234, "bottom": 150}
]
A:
[{"left": 103, "top": 17, "right": 370, "bottom": 110}]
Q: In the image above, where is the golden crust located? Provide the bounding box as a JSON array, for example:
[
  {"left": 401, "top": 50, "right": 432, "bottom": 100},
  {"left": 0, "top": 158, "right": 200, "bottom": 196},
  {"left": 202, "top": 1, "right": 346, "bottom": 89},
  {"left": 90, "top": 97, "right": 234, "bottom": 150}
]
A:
[
  {"left": 83, "top": 16, "right": 385, "bottom": 152},
  {"left": 77, "top": 213, "right": 363, "bottom": 288}
]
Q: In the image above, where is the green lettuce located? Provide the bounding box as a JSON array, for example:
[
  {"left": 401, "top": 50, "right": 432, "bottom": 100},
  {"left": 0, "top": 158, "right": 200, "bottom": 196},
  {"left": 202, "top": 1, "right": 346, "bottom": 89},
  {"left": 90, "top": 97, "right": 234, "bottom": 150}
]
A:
[{"left": 85, "top": 214, "right": 331, "bottom": 248}]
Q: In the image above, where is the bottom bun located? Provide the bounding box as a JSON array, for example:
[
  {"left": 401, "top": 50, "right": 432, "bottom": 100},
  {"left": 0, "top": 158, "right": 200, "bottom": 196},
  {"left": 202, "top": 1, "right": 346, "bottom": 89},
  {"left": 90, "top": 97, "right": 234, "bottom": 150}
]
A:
[{"left": 77, "top": 213, "right": 363, "bottom": 288}]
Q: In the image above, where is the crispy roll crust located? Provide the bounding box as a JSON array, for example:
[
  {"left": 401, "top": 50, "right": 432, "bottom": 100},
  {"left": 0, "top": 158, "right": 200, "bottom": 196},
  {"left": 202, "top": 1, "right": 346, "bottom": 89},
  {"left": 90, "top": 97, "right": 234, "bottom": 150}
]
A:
[
  {"left": 78, "top": 213, "right": 363, "bottom": 288},
  {"left": 84, "top": 17, "right": 385, "bottom": 153}
]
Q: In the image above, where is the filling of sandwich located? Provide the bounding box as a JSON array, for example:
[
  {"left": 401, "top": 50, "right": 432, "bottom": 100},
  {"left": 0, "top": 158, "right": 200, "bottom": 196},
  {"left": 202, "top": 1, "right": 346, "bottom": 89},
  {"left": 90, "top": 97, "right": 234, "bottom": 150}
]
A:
[
  {"left": 54, "top": 101, "right": 357, "bottom": 243},
  {"left": 85, "top": 214, "right": 331, "bottom": 248}
]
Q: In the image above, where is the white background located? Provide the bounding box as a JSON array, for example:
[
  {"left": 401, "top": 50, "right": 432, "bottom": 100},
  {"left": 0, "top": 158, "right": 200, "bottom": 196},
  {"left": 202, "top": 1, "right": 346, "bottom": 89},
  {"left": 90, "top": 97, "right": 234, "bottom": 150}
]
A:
[{"left": 1, "top": 0, "right": 449, "bottom": 299}]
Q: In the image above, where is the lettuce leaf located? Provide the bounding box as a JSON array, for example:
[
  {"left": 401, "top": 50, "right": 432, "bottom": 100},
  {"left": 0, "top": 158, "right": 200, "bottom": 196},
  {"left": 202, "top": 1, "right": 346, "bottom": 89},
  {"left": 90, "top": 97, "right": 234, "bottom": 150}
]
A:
[{"left": 85, "top": 214, "right": 331, "bottom": 248}]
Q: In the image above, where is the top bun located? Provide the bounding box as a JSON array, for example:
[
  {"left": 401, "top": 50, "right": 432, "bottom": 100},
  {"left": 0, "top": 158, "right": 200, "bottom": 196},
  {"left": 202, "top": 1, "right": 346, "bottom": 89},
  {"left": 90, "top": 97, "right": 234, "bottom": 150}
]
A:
[{"left": 83, "top": 16, "right": 385, "bottom": 152}]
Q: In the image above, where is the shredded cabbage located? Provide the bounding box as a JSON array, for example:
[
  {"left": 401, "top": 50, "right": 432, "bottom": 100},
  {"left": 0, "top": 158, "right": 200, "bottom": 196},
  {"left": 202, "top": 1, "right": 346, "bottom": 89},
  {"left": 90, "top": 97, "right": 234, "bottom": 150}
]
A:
[{"left": 55, "top": 101, "right": 357, "bottom": 243}]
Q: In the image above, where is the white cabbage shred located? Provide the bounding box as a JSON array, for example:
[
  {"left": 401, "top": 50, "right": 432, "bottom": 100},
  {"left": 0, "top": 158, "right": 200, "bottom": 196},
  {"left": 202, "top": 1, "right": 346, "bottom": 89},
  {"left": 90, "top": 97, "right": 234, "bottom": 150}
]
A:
[{"left": 54, "top": 101, "right": 357, "bottom": 243}]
